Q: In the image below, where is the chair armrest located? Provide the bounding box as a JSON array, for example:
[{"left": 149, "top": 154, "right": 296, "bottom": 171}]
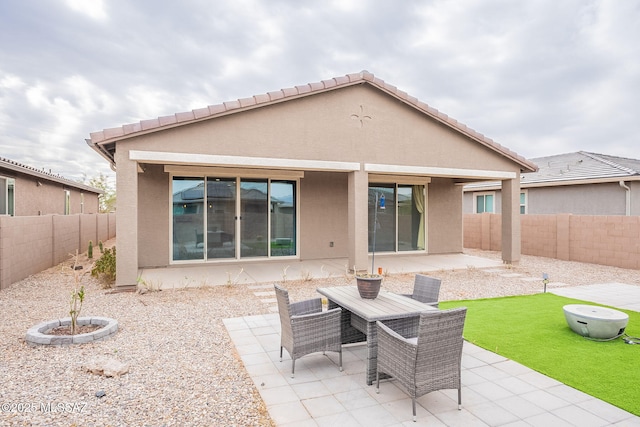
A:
[
  {"left": 290, "top": 298, "right": 322, "bottom": 316},
  {"left": 291, "top": 308, "right": 342, "bottom": 338},
  {"left": 398, "top": 293, "right": 439, "bottom": 307},
  {"left": 377, "top": 320, "right": 417, "bottom": 346},
  {"left": 376, "top": 321, "right": 418, "bottom": 373}
]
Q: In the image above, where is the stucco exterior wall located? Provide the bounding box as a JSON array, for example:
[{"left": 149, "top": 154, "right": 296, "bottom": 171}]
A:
[
  {"left": 427, "top": 178, "right": 463, "bottom": 254},
  {"left": 464, "top": 181, "right": 637, "bottom": 216},
  {"left": 119, "top": 85, "right": 518, "bottom": 172},
  {"left": 527, "top": 182, "right": 626, "bottom": 215},
  {"left": 299, "top": 171, "right": 349, "bottom": 260},
  {"left": 11, "top": 175, "right": 100, "bottom": 216},
  {"left": 138, "top": 164, "right": 170, "bottom": 268}
]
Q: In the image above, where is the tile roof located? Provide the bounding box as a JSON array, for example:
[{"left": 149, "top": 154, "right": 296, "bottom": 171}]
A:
[
  {"left": 0, "top": 156, "right": 103, "bottom": 194},
  {"left": 524, "top": 151, "right": 640, "bottom": 184},
  {"left": 87, "top": 71, "right": 537, "bottom": 173},
  {"left": 464, "top": 151, "right": 640, "bottom": 190}
]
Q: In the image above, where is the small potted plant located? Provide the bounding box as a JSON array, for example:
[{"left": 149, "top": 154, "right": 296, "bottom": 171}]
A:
[{"left": 355, "top": 268, "right": 382, "bottom": 299}]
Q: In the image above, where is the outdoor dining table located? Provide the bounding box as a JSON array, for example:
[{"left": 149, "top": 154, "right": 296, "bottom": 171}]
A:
[{"left": 317, "top": 285, "right": 437, "bottom": 385}]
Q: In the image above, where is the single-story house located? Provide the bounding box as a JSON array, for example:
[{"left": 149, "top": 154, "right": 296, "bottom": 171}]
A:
[
  {"left": 463, "top": 151, "right": 640, "bottom": 215},
  {"left": 87, "top": 71, "right": 537, "bottom": 288},
  {"left": 0, "top": 156, "right": 102, "bottom": 216}
]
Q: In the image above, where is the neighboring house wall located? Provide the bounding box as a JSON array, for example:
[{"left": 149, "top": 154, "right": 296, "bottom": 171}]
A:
[
  {"left": 464, "top": 213, "right": 640, "bottom": 270},
  {"left": 1, "top": 165, "right": 101, "bottom": 216},
  {"left": 0, "top": 213, "right": 116, "bottom": 289},
  {"left": 13, "top": 175, "right": 100, "bottom": 215},
  {"left": 527, "top": 182, "right": 627, "bottom": 215},
  {"left": 465, "top": 182, "right": 633, "bottom": 216}
]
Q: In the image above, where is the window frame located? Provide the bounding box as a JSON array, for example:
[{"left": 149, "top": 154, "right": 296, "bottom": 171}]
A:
[
  {"left": 474, "top": 192, "right": 495, "bottom": 214},
  {"left": 0, "top": 176, "right": 15, "bottom": 216}
]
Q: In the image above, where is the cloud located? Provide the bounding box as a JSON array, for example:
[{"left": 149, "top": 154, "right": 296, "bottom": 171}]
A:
[{"left": 0, "top": 0, "right": 638, "bottom": 184}]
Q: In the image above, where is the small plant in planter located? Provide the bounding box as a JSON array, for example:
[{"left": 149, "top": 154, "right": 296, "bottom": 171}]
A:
[
  {"left": 69, "top": 251, "right": 86, "bottom": 335},
  {"left": 25, "top": 250, "right": 119, "bottom": 346}
]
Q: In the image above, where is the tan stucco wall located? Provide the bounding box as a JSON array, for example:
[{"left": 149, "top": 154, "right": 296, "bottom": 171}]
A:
[
  {"left": 138, "top": 164, "right": 170, "bottom": 267},
  {"left": 299, "top": 171, "right": 349, "bottom": 260},
  {"left": 118, "top": 85, "right": 518, "bottom": 172},
  {"left": 427, "top": 178, "right": 463, "bottom": 253},
  {"left": 9, "top": 175, "right": 100, "bottom": 216},
  {"left": 465, "top": 181, "right": 640, "bottom": 216}
]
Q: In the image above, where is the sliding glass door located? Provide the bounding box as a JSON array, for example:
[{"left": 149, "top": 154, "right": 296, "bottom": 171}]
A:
[
  {"left": 368, "top": 183, "right": 425, "bottom": 253},
  {"left": 172, "top": 176, "right": 296, "bottom": 262}
]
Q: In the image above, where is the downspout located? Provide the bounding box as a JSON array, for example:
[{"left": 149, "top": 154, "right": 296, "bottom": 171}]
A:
[{"left": 619, "top": 181, "right": 630, "bottom": 216}]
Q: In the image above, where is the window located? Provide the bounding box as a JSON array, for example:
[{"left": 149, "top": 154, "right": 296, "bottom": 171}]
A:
[
  {"left": 64, "top": 190, "right": 71, "bottom": 215},
  {"left": 80, "top": 193, "right": 85, "bottom": 213},
  {"left": 475, "top": 193, "right": 494, "bottom": 213},
  {"left": 520, "top": 191, "right": 527, "bottom": 214},
  {"left": 0, "top": 176, "right": 15, "bottom": 216},
  {"left": 171, "top": 176, "right": 297, "bottom": 262},
  {"left": 368, "top": 183, "right": 426, "bottom": 253}
]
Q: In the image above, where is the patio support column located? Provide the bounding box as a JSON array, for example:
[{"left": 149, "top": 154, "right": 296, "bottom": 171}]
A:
[
  {"left": 501, "top": 175, "right": 521, "bottom": 265},
  {"left": 114, "top": 149, "right": 139, "bottom": 289},
  {"left": 348, "top": 168, "right": 369, "bottom": 273}
]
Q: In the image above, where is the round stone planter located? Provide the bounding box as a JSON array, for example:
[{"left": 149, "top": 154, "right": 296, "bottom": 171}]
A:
[
  {"left": 356, "top": 275, "right": 382, "bottom": 299},
  {"left": 26, "top": 317, "right": 118, "bottom": 347}
]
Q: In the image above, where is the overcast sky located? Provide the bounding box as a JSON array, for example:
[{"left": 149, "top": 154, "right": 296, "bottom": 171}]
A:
[{"left": 1, "top": 0, "right": 638, "bottom": 183}]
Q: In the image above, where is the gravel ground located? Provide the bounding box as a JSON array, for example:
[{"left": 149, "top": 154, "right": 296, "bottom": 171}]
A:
[{"left": 1, "top": 241, "right": 639, "bottom": 426}]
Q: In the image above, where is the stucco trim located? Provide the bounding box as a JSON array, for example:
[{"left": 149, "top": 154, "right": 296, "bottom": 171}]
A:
[
  {"left": 164, "top": 165, "right": 304, "bottom": 179},
  {"left": 364, "top": 163, "right": 517, "bottom": 180},
  {"left": 367, "top": 174, "right": 431, "bottom": 185},
  {"left": 130, "top": 150, "right": 360, "bottom": 172}
]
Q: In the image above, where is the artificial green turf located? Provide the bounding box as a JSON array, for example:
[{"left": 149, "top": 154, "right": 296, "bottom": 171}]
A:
[{"left": 440, "top": 293, "right": 640, "bottom": 416}]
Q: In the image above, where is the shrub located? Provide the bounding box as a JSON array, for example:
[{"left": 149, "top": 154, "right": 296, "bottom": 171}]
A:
[
  {"left": 88, "top": 240, "right": 93, "bottom": 259},
  {"left": 91, "top": 246, "right": 116, "bottom": 286}
]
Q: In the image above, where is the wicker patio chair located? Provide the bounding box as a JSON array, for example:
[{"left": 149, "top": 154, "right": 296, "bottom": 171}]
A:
[
  {"left": 401, "top": 274, "right": 442, "bottom": 308},
  {"left": 274, "top": 285, "right": 343, "bottom": 378},
  {"left": 376, "top": 307, "right": 467, "bottom": 422}
]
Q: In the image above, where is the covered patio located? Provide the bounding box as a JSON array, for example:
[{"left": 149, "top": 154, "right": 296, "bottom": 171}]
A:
[{"left": 137, "top": 252, "right": 503, "bottom": 290}]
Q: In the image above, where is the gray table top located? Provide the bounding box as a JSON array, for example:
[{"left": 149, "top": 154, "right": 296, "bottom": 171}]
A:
[{"left": 317, "top": 286, "right": 436, "bottom": 322}]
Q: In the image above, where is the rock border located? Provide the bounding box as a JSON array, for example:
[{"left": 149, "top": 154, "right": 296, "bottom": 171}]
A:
[{"left": 25, "top": 316, "right": 118, "bottom": 346}]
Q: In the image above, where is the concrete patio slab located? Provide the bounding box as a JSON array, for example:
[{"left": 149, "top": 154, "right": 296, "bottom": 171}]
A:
[{"left": 224, "top": 283, "right": 640, "bottom": 426}]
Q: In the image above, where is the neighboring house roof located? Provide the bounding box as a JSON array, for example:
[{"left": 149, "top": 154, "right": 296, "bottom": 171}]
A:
[
  {"left": 0, "top": 156, "right": 103, "bottom": 194},
  {"left": 464, "top": 151, "right": 640, "bottom": 191},
  {"left": 87, "top": 71, "right": 537, "bottom": 174}
]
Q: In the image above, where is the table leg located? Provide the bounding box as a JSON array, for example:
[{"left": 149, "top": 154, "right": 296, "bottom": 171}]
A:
[
  {"left": 328, "top": 300, "right": 366, "bottom": 345},
  {"left": 365, "top": 320, "right": 377, "bottom": 385}
]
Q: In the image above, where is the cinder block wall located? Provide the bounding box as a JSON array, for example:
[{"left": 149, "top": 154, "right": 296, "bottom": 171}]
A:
[
  {"left": 0, "top": 213, "right": 116, "bottom": 289},
  {"left": 464, "top": 213, "right": 640, "bottom": 270},
  {"left": 53, "top": 215, "right": 81, "bottom": 265}
]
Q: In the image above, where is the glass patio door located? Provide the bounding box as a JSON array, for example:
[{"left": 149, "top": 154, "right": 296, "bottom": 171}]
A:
[
  {"left": 206, "top": 178, "right": 237, "bottom": 259},
  {"left": 368, "top": 183, "right": 425, "bottom": 253},
  {"left": 240, "top": 179, "right": 268, "bottom": 257},
  {"left": 172, "top": 176, "right": 297, "bottom": 262}
]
